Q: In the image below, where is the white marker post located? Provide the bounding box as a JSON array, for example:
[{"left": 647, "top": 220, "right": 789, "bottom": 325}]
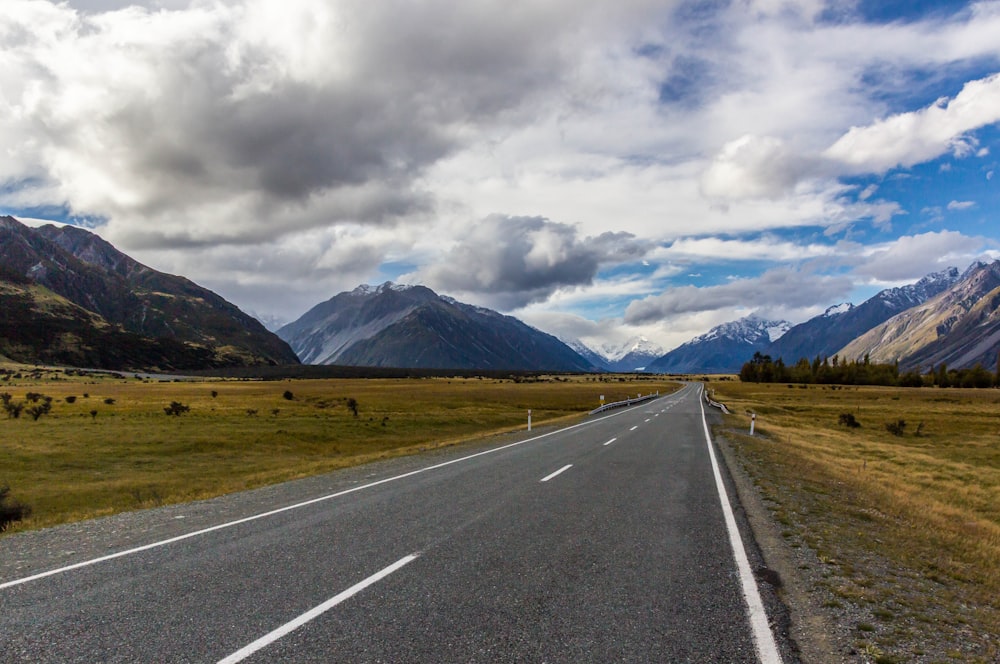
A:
[
  {"left": 528, "top": 409, "right": 532, "bottom": 431},
  {"left": 750, "top": 413, "right": 756, "bottom": 436}
]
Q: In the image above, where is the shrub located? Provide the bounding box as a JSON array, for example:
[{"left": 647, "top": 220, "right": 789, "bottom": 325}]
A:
[
  {"left": 283, "top": 390, "right": 294, "bottom": 400},
  {"left": 164, "top": 401, "right": 190, "bottom": 416},
  {"left": 65, "top": 395, "right": 77, "bottom": 404},
  {"left": 104, "top": 398, "right": 115, "bottom": 405},
  {"left": 0, "top": 486, "right": 31, "bottom": 531},
  {"left": 838, "top": 413, "right": 861, "bottom": 428},
  {"left": 26, "top": 402, "right": 51, "bottom": 421},
  {"left": 885, "top": 419, "right": 907, "bottom": 436},
  {"left": 3, "top": 400, "right": 24, "bottom": 419},
  {"left": 346, "top": 397, "right": 359, "bottom": 417}
]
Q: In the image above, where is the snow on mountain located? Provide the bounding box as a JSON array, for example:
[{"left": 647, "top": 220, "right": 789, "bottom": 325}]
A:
[
  {"left": 823, "top": 303, "right": 854, "bottom": 317},
  {"left": 646, "top": 315, "right": 790, "bottom": 374}
]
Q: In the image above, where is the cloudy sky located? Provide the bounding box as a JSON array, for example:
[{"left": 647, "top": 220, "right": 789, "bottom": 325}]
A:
[{"left": 2, "top": 0, "right": 999, "bottom": 352}]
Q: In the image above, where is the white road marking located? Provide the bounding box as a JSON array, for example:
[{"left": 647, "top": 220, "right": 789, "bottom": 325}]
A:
[
  {"left": 698, "top": 386, "right": 783, "bottom": 664},
  {"left": 216, "top": 554, "right": 419, "bottom": 664},
  {"left": 0, "top": 391, "right": 678, "bottom": 591},
  {"left": 540, "top": 464, "right": 573, "bottom": 482},
  {"left": 603, "top": 438, "right": 617, "bottom": 446},
  {"left": 645, "top": 418, "right": 651, "bottom": 422},
  {"left": 629, "top": 425, "right": 639, "bottom": 431}
]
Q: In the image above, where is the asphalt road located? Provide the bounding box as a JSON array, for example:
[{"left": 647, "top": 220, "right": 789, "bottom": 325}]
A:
[{"left": 1, "top": 383, "right": 788, "bottom": 663}]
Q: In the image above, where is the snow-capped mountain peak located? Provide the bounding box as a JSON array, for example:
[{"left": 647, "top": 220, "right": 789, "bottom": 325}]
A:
[{"left": 823, "top": 303, "right": 853, "bottom": 317}]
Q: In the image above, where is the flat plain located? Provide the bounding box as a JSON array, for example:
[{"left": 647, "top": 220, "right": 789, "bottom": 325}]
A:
[{"left": 711, "top": 379, "right": 999, "bottom": 663}]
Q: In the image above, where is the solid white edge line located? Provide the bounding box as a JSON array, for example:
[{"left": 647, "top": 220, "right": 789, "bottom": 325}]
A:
[
  {"left": 540, "top": 464, "right": 573, "bottom": 483},
  {"left": 1, "top": 388, "right": 686, "bottom": 591},
  {"left": 603, "top": 437, "right": 617, "bottom": 446},
  {"left": 698, "top": 386, "right": 783, "bottom": 664},
  {"left": 216, "top": 553, "right": 419, "bottom": 664}
]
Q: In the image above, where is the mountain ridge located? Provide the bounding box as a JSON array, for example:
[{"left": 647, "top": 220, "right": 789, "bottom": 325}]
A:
[{"left": 278, "top": 282, "right": 596, "bottom": 372}]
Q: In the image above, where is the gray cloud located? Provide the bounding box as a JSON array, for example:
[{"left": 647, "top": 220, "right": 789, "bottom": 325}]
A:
[
  {"left": 412, "top": 215, "right": 649, "bottom": 310},
  {"left": 624, "top": 268, "right": 853, "bottom": 324},
  {"left": 2, "top": 0, "right": 583, "bottom": 247}
]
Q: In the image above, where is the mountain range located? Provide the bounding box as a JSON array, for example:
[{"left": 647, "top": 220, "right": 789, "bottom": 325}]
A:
[
  {"left": 276, "top": 282, "right": 596, "bottom": 372},
  {"left": 644, "top": 316, "right": 791, "bottom": 374},
  {"left": 635, "top": 262, "right": 999, "bottom": 374},
  {"left": 0, "top": 216, "right": 298, "bottom": 370},
  {"left": 4, "top": 214, "right": 999, "bottom": 375},
  {"left": 566, "top": 337, "right": 664, "bottom": 373}
]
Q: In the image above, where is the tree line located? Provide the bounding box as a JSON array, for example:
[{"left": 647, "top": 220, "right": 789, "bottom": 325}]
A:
[{"left": 739, "top": 352, "right": 999, "bottom": 388}]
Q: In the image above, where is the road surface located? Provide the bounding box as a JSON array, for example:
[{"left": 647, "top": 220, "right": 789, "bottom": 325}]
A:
[{"left": 1, "top": 383, "right": 788, "bottom": 662}]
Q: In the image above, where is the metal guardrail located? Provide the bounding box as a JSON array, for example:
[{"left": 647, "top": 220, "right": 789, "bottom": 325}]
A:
[
  {"left": 589, "top": 392, "right": 660, "bottom": 415},
  {"left": 703, "top": 388, "right": 730, "bottom": 414}
]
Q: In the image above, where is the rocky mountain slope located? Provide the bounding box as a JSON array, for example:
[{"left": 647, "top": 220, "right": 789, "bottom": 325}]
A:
[
  {"left": 764, "top": 268, "right": 961, "bottom": 363},
  {"left": 837, "top": 261, "right": 1000, "bottom": 371},
  {"left": 0, "top": 216, "right": 298, "bottom": 370},
  {"left": 278, "top": 283, "right": 596, "bottom": 371}
]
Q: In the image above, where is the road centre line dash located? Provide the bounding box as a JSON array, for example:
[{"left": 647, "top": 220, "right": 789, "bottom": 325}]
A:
[
  {"left": 540, "top": 465, "right": 573, "bottom": 482},
  {"left": 0, "top": 387, "right": 681, "bottom": 591},
  {"left": 629, "top": 425, "right": 639, "bottom": 431},
  {"left": 603, "top": 437, "right": 617, "bottom": 446},
  {"left": 216, "top": 554, "right": 419, "bottom": 664}
]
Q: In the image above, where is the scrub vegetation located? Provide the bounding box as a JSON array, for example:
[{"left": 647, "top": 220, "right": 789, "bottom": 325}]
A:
[
  {"left": 711, "top": 380, "right": 999, "bottom": 663},
  {"left": 0, "top": 366, "right": 677, "bottom": 531}
]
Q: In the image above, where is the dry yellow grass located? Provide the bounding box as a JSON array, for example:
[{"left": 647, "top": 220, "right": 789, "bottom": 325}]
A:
[
  {"left": 1, "top": 369, "right": 678, "bottom": 531},
  {"left": 711, "top": 380, "right": 1000, "bottom": 662}
]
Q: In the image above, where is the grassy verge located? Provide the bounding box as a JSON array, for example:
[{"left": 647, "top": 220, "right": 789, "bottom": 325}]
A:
[
  {"left": 1, "top": 369, "right": 678, "bottom": 531},
  {"left": 710, "top": 381, "right": 999, "bottom": 663}
]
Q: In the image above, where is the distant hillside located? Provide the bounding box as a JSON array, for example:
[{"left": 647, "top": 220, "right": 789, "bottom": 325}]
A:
[
  {"left": 838, "top": 261, "right": 1000, "bottom": 371},
  {"left": 278, "top": 282, "right": 596, "bottom": 371},
  {"left": 765, "top": 268, "right": 961, "bottom": 362},
  {"left": 0, "top": 216, "right": 298, "bottom": 370},
  {"left": 647, "top": 315, "right": 790, "bottom": 374}
]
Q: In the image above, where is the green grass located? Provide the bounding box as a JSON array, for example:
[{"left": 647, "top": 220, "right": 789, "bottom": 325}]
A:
[
  {"left": 1, "top": 370, "right": 679, "bottom": 530},
  {"left": 712, "top": 380, "right": 1000, "bottom": 662}
]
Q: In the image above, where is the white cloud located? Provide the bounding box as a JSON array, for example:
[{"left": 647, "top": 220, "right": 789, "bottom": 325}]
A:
[
  {"left": 825, "top": 73, "right": 1000, "bottom": 173},
  {"left": 947, "top": 200, "right": 977, "bottom": 210}
]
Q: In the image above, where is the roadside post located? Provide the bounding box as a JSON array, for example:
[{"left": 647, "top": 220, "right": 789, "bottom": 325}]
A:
[
  {"left": 528, "top": 409, "right": 532, "bottom": 431},
  {"left": 750, "top": 413, "right": 756, "bottom": 436}
]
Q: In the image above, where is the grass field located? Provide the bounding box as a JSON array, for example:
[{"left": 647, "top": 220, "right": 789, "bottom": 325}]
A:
[
  {"left": 0, "top": 368, "right": 678, "bottom": 531},
  {"left": 711, "top": 380, "right": 1000, "bottom": 663}
]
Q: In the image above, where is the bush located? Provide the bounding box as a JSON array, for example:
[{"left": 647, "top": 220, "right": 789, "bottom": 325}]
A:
[
  {"left": 164, "top": 401, "right": 190, "bottom": 416},
  {"left": 0, "top": 486, "right": 31, "bottom": 531},
  {"left": 65, "top": 395, "right": 77, "bottom": 404},
  {"left": 885, "top": 419, "right": 907, "bottom": 436},
  {"left": 3, "top": 400, "right": 24, "bottom": 419},
  {"left": 346, "top": 397, "right": 359, "bottom": 417},
  {"left": 283, "top": 390, "right": 294, "bottom": 400},
  {"left": 838, "top": 413, "right": 861, "bottom": 428}
]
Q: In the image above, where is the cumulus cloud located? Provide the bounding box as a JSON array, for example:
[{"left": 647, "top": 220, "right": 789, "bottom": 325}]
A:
[
  {"left": 624, "top": 268, "right": 853, "bottom": 324},
  {"left": 408, "top": 215, "right": 649, "bottom": 310},
  {"left": 824, "top": 72, "right": 1000, "bottom": 173}
]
